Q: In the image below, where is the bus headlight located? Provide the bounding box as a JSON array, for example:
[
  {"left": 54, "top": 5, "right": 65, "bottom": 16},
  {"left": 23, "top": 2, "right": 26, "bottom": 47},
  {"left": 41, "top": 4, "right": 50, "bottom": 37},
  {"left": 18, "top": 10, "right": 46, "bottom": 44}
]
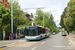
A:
[
  {"left": 33, "top": 37, "right": 36, "bottom": 38},
  {"left": 25, "top": 36, "right": 30, "bottom": 38}
]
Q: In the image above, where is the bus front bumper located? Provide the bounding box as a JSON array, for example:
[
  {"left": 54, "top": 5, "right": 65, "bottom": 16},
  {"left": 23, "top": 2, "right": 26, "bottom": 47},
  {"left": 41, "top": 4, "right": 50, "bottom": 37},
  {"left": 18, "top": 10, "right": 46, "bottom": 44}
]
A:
[{"left": 25, "top": 37, "right": 40, "bottom": 40}]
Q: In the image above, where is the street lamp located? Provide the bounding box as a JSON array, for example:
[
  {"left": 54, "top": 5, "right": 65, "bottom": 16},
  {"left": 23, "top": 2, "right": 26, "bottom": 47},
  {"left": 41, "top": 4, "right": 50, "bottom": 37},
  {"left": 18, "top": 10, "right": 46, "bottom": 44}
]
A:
[
  {"left": 31, "top": 7, "right": 45, "bottom": 27},
  {"left": 43, "top": 15, "right": 44, "bottom": 27},
  {"left": 11, "top": 0, "right": 13, "bottom": 33},
  {"left": 38, "top": 7, "right": 45, "bottom": 27}
]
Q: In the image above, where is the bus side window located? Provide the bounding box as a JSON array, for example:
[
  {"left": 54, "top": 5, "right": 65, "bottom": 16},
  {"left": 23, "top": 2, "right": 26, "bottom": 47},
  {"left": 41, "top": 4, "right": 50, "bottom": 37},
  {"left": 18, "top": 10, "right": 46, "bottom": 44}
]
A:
[
  {"left": 24, "top": 28, "right": 27, "bottom": 35},
  {"left": 24, "top": 29, "right": 25, "bottom": 32},
  {"left": 38, "top": 27, "right": 41, "bottom": 35},
  {"left": 41, "top": 28, "right": 45, "bottom": 34}
]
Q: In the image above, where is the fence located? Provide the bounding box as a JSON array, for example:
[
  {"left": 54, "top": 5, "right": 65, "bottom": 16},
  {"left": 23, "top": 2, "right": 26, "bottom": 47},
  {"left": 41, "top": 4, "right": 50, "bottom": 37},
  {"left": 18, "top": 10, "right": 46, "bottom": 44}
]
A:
[{"left": 0, "top": 32, "right": 3, "bottom": 40}]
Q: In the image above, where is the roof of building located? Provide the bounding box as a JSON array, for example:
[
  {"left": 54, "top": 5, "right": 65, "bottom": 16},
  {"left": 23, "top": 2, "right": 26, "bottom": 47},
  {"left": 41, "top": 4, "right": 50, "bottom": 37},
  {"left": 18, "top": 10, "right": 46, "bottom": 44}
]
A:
[{"left": 25, "top": 12, "right": 30, "bottom": 16}]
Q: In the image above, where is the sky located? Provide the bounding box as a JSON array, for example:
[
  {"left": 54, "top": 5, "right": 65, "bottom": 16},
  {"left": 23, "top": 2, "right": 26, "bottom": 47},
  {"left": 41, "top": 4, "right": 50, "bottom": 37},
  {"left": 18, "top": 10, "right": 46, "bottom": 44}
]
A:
[{"left": 18, "top": 0, "right": 70, "bottom": 27}]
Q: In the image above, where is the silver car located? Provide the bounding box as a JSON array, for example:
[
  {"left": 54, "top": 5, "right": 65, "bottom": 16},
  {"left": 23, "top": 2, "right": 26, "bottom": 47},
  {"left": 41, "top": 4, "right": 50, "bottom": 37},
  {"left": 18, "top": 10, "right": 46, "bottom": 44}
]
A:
[
  {"left": 53, "top": 32, "right": 56, "bottom": 35},
  {"left": 61, "top": 32, "right": 66, "bottom": 36}
]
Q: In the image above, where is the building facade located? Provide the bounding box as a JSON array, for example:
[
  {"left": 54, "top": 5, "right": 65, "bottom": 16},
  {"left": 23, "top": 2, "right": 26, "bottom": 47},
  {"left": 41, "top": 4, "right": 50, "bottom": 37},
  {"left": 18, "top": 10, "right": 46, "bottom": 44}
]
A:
[{"left": 0, "top": 0, "right": 10, "bottom": 9}]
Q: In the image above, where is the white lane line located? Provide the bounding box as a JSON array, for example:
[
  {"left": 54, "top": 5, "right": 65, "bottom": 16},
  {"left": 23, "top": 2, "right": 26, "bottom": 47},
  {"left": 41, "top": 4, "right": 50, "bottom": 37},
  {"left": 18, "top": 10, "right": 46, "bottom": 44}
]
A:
[
  {"left": 41, "top": 42, "right": 45, "bottom": 44},
  {"left": 31, "top": 47, "right": 36, "bottom": 50}
]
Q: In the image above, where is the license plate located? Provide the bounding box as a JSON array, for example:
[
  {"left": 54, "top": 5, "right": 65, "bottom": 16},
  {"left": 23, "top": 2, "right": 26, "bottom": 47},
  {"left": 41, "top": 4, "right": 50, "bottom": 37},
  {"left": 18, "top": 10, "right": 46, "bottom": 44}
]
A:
[{"left": 30, "top": 38, "right": 33, "bottom": 40}]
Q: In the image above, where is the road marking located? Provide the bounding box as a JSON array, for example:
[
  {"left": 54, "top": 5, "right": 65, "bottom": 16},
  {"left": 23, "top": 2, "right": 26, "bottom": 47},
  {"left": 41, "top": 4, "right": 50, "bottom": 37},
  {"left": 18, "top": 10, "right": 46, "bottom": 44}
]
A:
[
  {"left": 53, "top": 46, "right": 66, "bottom": 48},
  {"left": 31, "top": 47, "right": 36, "bottom": 50},
  {"left": 65, "top": 47, "right": 74, "bottom": 49},
  {"left": 65, "top": 46, "right": 74, "bottom": 49},
  {"left": 41, "top": 42, "right": 45, "bottom": 44},
  {"left": 0, "top": 41, "right": 25, "bottom": 50},
  {"left": 6, "top": 42, "right": 18, "bottom": 46}
]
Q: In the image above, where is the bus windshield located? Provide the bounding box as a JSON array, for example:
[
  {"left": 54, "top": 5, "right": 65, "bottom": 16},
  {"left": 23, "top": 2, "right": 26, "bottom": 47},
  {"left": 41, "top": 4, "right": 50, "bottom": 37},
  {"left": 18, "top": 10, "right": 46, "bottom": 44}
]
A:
[{"left": 25, "top": 27, "right": 38, "bottom": 36}]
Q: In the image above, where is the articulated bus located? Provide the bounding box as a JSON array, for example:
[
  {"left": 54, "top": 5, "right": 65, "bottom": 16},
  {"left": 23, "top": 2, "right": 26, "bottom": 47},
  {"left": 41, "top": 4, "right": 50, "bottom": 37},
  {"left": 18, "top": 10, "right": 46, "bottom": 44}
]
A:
[{"left": 24, "top": 26, "right": 50, "bottom": 40}]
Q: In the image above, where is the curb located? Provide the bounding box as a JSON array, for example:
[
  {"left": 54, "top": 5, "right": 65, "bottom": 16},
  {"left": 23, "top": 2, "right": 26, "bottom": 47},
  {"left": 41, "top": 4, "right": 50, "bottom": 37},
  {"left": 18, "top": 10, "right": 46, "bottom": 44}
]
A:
[
  {"left": 69, "top": 39, "right": 75, "bottom": 47},
  {"left": 66, "top": 36, "right": 70, "bottom": 39},
  {"left": 66, "top": 36, "right": 75, "bottom": 47}
]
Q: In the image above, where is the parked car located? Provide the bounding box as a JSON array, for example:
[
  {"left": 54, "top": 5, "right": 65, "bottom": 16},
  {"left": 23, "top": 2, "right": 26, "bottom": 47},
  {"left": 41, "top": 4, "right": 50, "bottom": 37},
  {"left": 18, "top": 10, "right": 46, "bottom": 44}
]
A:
[{"left": 61, "top": 32, "right": 67, "bottom": 36}]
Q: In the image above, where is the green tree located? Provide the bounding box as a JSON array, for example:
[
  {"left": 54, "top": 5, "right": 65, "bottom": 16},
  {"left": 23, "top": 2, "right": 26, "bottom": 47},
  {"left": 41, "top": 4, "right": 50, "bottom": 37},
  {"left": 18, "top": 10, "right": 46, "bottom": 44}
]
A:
[
  {"left": 60, "top": 0, "right": 75, "bottom": 31},
  {"left": 60, "top": 7, "right": 67, "bottom": 30},
  {"left": 64, "top": 0, "right": 75, "bottom": 31},
  {"left": 34, "top": 9, "right": 59, "bottom": 32},
  {"left": 0, "top": 4, "right": 11, "bottom": 27},
  {"left": 0, "top": 4, "right": 11, "bottom": 26},
  {"left": 8, "top": 0, "right": 20, "bottom": 10},
  {"left": 0, "top": 4, "right": 11, "bottom": 39},
  {"left": 34, "top": 9, "right": 44, "bottom": 26},
  {"left": 9, "top": 0, "right": 32, "bottom": 27}
]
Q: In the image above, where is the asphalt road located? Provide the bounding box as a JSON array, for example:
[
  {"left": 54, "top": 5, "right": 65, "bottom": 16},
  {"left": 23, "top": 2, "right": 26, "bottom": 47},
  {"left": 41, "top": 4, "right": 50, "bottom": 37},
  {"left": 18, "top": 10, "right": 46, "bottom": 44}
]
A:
[
  {"left": 3, "top": 33, "right": 75, "bottom": 50},
  {"left": 0, "top": 38, "right": 25, "bottom": 47}
]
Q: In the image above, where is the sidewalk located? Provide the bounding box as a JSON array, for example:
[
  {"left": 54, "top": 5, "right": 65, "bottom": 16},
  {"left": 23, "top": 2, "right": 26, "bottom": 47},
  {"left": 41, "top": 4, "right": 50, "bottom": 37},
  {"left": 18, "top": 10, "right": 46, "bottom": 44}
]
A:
[
  {"left": 66, "top": 33, "right": 75, "bottom": 47},
  {"left": 0, "top": 38, "right": 25, "bottom": 48}
]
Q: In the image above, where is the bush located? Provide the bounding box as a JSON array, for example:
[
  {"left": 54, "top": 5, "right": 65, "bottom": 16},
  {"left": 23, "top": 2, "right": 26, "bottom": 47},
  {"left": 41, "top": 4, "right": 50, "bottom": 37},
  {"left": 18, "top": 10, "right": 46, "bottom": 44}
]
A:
[
  {"left": 2, "top": 25, "right": 11, "bottom": 40},
  {"left": 13, "top": 24, "right": 17, "bottom": 33},
  {"left": 0, "top": 26, "right": 3, "bottom": 32},
  {"left": 2, "top": 24, "right": 17, "bottom": 40}
]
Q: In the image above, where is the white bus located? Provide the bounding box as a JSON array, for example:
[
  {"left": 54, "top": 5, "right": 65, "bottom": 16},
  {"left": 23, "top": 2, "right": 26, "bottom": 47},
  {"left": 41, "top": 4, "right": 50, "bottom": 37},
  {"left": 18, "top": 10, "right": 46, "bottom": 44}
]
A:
[{"left": 24, "top": 26, "right": 50, "bottom": 40}]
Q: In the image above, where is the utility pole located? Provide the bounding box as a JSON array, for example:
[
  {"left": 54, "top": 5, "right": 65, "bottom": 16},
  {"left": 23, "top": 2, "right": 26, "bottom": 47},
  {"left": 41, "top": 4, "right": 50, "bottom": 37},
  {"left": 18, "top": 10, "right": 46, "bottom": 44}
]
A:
[
  {"left": 11, "top": 0, "right": 13, "bottom": 33},
  {"left": 43, "top": 15, "right": 44, "bottom": 27}
]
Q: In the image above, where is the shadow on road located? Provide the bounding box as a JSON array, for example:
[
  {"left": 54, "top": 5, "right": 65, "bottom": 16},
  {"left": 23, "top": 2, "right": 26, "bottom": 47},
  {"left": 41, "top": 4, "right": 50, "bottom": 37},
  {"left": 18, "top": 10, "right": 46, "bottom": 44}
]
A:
[{"left": 26, "top": 37, "right": 53, "bottom": 42}]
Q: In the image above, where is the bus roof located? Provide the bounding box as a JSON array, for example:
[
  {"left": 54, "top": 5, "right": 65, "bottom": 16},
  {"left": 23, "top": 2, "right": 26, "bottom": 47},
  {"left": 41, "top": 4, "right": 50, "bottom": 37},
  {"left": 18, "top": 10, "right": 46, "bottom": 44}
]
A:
[
  {"left": 25, "top": 26, "right": 38, "bottom": 27},
  {"left": 25, "top": 26, "right": 47, "bottom": 29},
  {"left": 41, "top": 27, "right": 46, "bottom": 29},
  {"left": 17, "top": 27, "right": 25, "bottom": 29},
  {"left": 17, "top": 26, "right": 50, "bottom": 30},
  {"left": 25, "top": 26, "right": 44, "bottom": 28},
  {"left": 43, "top": 27, "right": 50, "bottom": 30}
]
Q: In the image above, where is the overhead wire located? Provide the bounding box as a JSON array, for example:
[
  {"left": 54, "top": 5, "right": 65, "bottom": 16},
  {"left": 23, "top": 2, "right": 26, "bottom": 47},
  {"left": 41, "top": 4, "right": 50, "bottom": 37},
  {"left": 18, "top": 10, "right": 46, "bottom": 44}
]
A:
[
  {"left": 18, "top": 1, "right": 32, "bottom": 8},
  {"left": 15, "top": 0, "right": 45, "bottom": 10},
  {"left": 18, "top": 0, "right": 36, "bottom": 8},
  {"left": 23, "top": 0, "right": 37, "bottom": 8}
]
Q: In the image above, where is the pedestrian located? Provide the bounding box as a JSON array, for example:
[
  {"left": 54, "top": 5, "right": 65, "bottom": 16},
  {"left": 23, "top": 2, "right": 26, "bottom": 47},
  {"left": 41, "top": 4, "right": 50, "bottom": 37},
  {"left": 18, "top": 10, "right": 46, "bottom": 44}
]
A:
[
  {"left": 10, "top": 33, "right": 13, "bottom": 39},
  {"left": 67, "top": 29, "right": 69, "bottom": 35},
  {"left": 52, "top": 30, "right": 53, "bottom": 33}
]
